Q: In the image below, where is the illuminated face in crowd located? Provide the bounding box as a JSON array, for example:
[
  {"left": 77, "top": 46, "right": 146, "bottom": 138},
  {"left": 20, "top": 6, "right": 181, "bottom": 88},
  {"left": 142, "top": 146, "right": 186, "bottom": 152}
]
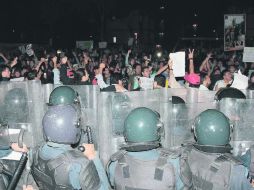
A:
[
  {"left": 135, "top": 65, "right": 142, "bottom": 75},
  {"left": 223, "top": 71, "right": 232, "bottom": 82},
  {"left": 142, "top": 68, "right": 151, "bottom": 78},
  {"left": 61, "top": 56, "right": 68, "bottom": 64}
]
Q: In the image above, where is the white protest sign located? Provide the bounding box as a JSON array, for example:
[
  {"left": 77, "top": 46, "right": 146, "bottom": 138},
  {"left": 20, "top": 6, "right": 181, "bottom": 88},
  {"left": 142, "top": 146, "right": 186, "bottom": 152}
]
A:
[
  {"left": 169, "top": 51, "right": 186, "bottom": 77},
  {"left": 243, "top": 47, "right": 254, "bottom": 62},
  {"left": 231, "top": 70, "right": 249, "bottom": 90}
]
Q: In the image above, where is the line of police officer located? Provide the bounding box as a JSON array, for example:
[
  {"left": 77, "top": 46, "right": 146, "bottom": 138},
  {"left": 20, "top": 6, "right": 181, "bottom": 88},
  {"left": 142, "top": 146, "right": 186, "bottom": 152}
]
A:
[{"left": 1, "top": 85, "right": 254, "bottom": 190}]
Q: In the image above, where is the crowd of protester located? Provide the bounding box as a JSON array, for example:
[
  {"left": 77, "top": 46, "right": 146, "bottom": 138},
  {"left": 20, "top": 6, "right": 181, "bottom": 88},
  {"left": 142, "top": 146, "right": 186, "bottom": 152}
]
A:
[{"left": 0, "top": 44, "right": 254, "bottom": 92}]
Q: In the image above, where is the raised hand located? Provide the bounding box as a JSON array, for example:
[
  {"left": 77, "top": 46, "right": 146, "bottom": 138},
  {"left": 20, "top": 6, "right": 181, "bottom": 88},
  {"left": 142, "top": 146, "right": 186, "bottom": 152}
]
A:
[
  {"left": 188, "top": 49, "right": 195, "bottom": 59},
  {"left": 11, "top": 143, "right": 29, "bottom": 153},
  {"left": 207, "top": 53, "right": 213, "bottom": 59}
]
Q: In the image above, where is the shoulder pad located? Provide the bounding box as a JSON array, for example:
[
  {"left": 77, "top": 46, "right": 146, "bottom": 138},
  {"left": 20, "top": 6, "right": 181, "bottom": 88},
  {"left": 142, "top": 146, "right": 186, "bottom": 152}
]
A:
[
  {"left": 215, "top": 153, "right": 242, "bottom": 165},
  {"left": 110, "top": 150, "right": 128, "bottom": 162}
]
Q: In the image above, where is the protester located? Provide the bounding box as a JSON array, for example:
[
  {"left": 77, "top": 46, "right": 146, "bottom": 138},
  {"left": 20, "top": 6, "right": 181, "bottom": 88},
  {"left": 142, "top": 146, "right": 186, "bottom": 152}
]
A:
[{"left": 0, "top": 44, "right": 253, "bottom": 93}]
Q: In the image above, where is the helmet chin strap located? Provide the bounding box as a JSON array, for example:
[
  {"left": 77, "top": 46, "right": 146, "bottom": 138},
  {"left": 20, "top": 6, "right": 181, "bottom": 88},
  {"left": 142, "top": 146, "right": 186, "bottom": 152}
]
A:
[
  {"left": 193, "top": 143, "right": 232, "bottom": 154},
  {"left": 120, "top": 141, "right": 161, "bottom": 152}
]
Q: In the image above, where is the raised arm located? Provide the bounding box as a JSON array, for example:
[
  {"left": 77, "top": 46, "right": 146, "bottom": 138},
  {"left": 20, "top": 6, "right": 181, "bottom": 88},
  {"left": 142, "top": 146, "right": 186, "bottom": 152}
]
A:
[
  {"left": 125, "top": 50, "right": 131, "bottom": 66},
  {"left": 188, "top": 49, "right": 195, "bottom": 74},
  {"left": 168, "top": 58, "right": 183, "bottom": 88},
  {"left": 156, "top": 63, "right": 169, "bottom": 76},
  {"left": 0, "top": 52, "right": 9, "bottom": 64},
  {"left": 199, "top": 53, "right": 212, "bottom": 73},
  {"left": 72, "top": 51, "right": 81, "bottom": 66}
]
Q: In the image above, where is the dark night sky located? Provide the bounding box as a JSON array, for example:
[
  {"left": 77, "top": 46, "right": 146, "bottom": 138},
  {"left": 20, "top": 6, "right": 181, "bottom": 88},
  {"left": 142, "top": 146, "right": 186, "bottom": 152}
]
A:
[{"left": 0, "top": 0, "right": 253, "bottom": 46}]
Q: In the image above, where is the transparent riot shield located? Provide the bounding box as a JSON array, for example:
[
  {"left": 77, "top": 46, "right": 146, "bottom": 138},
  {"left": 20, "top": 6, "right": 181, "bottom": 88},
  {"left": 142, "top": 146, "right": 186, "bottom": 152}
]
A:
[
  {"left": 0, "top": 81, "right": 44, "bottom": 148},
  {"left": 246, "top": 89, "right": 254, "bottom": 99},
  {"left": 70, "top": 85, "right": 100, "bottom": 148},
  {"left": 217, "top": 98, "right": 254, "bottom": 156},
  {"left": 163, "top": 103, "right": 193, "bottom": 148},
  {"left": 167, "top": 88, "right": 216, "bottom": 104},
  {"left": 162, "top": 95, "right": 217, "bottom": 150}
]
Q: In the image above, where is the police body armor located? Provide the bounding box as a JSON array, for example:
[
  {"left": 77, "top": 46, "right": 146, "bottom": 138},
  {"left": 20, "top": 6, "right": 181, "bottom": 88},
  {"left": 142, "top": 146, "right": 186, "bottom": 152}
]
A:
[
  {"left": 181, "top": 146, "right": 242, "bottom": 190},
  {"left": 249, "top": 145, "right": 254, "bottom": 177},
  {"left": 111, "top": 149, "right": 179, "bottom": 190},
  {"left": 32, "top": 147, "right": 101, "bottom": 190}
]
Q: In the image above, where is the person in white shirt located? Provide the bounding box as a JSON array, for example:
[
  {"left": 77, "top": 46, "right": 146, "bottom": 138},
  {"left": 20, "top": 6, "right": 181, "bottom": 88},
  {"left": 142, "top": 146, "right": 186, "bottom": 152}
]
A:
[
  {"left": 213, "top": 70, "right": 232, "bottom": 91},
  {"left": 139, "top": 63, "right": 169, "bottom": 90},
  {"left": 199, "top": 74, "right": 211, "bottom": 91},
  {"left": 96, "top": 63, "right": 127, "bottom": 92}
]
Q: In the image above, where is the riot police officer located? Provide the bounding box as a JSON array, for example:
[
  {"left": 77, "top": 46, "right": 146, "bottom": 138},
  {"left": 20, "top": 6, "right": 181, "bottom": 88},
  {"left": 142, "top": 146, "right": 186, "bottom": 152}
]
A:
[
  {"left": 107, "top": 107, "right": 184, "bottom": 190},
  {"left": 31, "top": 104, "right": 109, "bottom": 190},
  {"left": 180, "top": 109, "right": 253, "bottom": 190}
]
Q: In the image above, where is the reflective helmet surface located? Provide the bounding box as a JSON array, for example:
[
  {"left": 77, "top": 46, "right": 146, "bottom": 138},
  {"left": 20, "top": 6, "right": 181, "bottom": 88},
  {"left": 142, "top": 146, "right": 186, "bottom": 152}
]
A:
[
  {"left": 49, "top": 86, "right": 79, "bottom": 106},
  {"left": 4, "top": 88, "right": 28, "bottom": 122},
  {"left": 42, "top": 104, "right": 81, "bottom": 144},
  {"left": 193, "top": 109, "right": 231, "bottom": 146},
  {"left": 124, "top": 107, "right": 162, "bottom": 143}
]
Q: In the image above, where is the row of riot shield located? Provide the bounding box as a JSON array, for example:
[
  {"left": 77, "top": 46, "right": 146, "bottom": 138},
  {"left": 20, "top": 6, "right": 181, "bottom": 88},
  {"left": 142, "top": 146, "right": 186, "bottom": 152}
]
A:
[{"left": 1, "top": 81, "right": 254, "bottom": 167}]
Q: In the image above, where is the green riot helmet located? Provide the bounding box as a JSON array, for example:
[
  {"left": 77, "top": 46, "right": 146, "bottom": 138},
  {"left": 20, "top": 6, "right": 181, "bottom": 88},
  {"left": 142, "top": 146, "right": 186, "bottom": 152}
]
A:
[
  {"left": 3, "top": 88, "right": 28, "bottom": 123},
  {"left": 122, "top": 107, "right": 164, "bottom": 152},
  {"left": 193, "top": 109, "right": 232, "bottom": 153},
  {"left": 48, "top": 86, "right": 80, "bottom": 107}
]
